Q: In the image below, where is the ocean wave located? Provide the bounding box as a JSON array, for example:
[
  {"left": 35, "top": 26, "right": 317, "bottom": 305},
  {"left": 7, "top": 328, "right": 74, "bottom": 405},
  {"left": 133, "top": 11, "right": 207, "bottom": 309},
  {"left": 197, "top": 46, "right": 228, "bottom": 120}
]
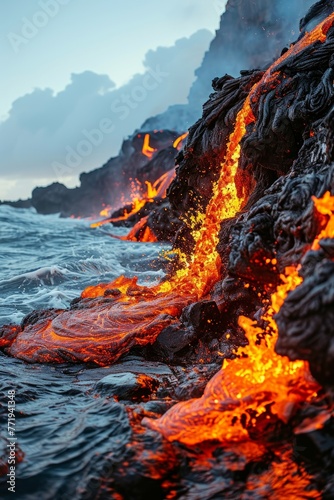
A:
[{"left": 0, "top": 207, "right": 170, "bottom": 326}]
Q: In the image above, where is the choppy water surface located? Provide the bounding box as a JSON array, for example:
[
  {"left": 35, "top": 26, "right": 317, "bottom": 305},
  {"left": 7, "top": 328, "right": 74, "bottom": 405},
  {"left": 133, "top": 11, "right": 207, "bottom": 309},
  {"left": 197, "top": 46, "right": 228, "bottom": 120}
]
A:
[
  {"left": 0, "top": 206, "right": 168, "bottom": 326},
  {"left": 0, "top": 206, "right": 170, "bottom": 499},
  {"left": 0, "top": 207, "right": 322, "bottom": 499}
]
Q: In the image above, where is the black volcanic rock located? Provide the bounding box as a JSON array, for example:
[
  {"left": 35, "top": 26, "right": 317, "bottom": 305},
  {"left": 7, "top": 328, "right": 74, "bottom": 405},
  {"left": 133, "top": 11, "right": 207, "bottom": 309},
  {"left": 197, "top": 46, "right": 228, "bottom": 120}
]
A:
[
  {"left": 28, "top": 130, "right": 180, "bottom": 218},
  {"left": 3, "top": 3, "right": 334, "bottom": 497},
  {"left": 188, "top": 0, "right": 315, "bottom": 110},
  {"left": 32, "top": 182, "right": 71, "bottom": 215},
  {"left": 136, "top": 147, "right": 177, "bottom": 185},
  {"left": 145, "top": 0, "right": 315, "bottom": 132},
  {"left": 0, "top": 198, "right": 32, "bottom": 209}
]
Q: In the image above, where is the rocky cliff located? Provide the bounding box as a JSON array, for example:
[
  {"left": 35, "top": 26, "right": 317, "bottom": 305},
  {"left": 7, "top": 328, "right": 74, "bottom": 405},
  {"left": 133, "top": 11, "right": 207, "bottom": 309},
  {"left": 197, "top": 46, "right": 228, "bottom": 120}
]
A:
[{"left": 2, "top": 0, "right": 314, "bottom": 218}]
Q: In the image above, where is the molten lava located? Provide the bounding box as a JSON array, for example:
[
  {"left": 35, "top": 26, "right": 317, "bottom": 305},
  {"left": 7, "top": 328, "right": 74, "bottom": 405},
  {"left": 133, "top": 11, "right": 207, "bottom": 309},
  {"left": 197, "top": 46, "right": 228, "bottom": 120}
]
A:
[
  {"left": 144, "top": 191, "right": 334, "bottom": 444},
  {"left": 91, "top": 181, "right": 154, "bottom": 229},
  {"left": 142, "top": 133, "right": 157, "bottom": 158},
  {"left": 90, "top": 168, "right": 177, "bottom": 242},
  {"left": 99, "top": 205, "right": 112, "bottom": 217},
  {"left": 311, "top": 191, "right": 334, "bottom": 249},
  {"left": 6, "top": 14, "right": 334, "bottom": 410},
  {"left": 172, "top": 132, "right": 188, "bottom": 150},
  {"left": 157, "top": 96, "right": 254, "bottom": 298},
  {"left": 9, "top": 275, "right": 192, "bottom": 364},
  {"left": 121, "top": 216, "right": 158, "bottom": 243}
]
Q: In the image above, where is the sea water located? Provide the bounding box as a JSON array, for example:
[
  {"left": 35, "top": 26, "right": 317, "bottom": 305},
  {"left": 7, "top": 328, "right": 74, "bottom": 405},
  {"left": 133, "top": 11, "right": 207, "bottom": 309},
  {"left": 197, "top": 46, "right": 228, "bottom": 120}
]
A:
[{"left": 0, "top": 205, "right": 169, "bottom": 499}]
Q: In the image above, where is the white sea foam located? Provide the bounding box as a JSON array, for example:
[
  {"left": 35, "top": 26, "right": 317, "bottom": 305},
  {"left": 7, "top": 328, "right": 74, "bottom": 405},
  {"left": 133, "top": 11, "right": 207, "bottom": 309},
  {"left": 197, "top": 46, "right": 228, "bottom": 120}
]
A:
[{"left": 0, "top": 205, "right": 170, "bottom": 325}]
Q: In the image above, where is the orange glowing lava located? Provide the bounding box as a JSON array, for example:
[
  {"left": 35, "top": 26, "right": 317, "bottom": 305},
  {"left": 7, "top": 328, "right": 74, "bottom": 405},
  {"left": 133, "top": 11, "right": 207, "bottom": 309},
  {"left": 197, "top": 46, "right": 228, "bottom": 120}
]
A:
[
  {"left": 245, "top": 447, "right": 321, "bottom": 499},
  {"left": 99, "top": 205, "right": 112, "bottom": 217},
  {"left": 90, "top": 169, "right": 176, "bottom": 232},
  {"left": 311, "top": 191, "right": 334, "bottom": 249},
  {"left": 9, "top": 275, "right": 192, "bottom": 364},
  {"left": 172, "top": 132, "right": 188, "bottom": 150},
  {"left": 90, "top": 181, "right": 155, "bottom": 228},
  {"left": 142, "top": 133, "right": 157, "bottom": 158},
  {"left": 117, "top": 169, "right": 177, "bottom": 242},
  {"left": 121, "top": 216, "right": 158, "bottom": 243},
  {"left": 7, "top": 13, "right": 334, "bottom": 435},
  {"left": 159, "top": 96, "right": 254, "bottom": 297},
  {"left": 85, "top": 13, "right": 334, "bottom": 300},
  {"left": 144, "top": 193, "right": 334, "bottom": 444}
]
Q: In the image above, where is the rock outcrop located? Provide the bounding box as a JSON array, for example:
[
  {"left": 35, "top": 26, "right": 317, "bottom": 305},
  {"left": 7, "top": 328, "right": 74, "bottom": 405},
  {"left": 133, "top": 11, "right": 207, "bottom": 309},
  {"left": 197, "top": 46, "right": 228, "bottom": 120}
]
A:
[{"left": 30, "top": 130, "right": 180, "bottom": 217}]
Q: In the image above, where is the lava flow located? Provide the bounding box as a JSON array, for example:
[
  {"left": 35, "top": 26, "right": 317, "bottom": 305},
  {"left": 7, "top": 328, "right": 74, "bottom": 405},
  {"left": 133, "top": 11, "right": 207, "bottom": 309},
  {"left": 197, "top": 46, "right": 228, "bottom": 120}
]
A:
[
  {"left": 91, "top": 132, "right": 187, "bottom": 229},
  {"left": 144, "top": 192, "right": 334, "bottom": 444},
  {"left": 157, "top": 11, "right": 334, "bottom": 298},
  {"left": 122, "top": 215, "right": 158, "bottom": 243},
  {"left": 173, "top": 131, "right": 188, "bottom": 150},
  {"left": 5, "top": 12, "right": 334, "bottom": 392},
  {"left": 90, "top": 169, "right": 176, "bottom": 232},
  {"left": 142, "top": 133, "right": 157, "bottom": 158},
  {"left": 90, "top": 180, "right": 156, "bottom": 229}
]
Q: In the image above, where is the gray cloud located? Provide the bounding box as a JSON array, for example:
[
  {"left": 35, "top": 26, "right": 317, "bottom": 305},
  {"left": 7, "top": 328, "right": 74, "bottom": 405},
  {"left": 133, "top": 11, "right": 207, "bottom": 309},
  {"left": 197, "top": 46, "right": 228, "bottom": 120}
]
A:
[{"left": 0, "top": 29, "right": 212, "bottom": 199}]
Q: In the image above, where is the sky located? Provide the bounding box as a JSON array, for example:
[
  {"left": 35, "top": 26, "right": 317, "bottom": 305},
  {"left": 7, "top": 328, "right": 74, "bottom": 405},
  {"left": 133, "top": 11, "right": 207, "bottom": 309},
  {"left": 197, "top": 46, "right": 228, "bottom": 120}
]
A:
[{"left": 0, "top": 0, "right": 226, "bottom": 200}]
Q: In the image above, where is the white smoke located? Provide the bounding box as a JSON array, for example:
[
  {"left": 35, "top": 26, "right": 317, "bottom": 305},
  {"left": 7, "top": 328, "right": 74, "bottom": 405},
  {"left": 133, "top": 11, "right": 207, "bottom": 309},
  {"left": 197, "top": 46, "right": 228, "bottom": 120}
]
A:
[{"left": 0, "top": 29, "right": 212, "bottom": 200}]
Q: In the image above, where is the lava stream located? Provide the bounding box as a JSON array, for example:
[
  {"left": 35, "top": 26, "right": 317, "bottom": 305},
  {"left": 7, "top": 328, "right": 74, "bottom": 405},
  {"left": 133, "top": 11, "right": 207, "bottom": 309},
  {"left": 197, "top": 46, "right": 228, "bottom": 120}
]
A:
[
  {"left": 144, "top": 193, "right": 334, "bottom": 444},
  {"left": 157, "top": 12, "right": 334, "bottom": 299},
  {"left": 142, "top": 133, "right": 157, "bottom": 158},
  {"left": 6, "top": 13, "right": 334, "bottom": 374}
]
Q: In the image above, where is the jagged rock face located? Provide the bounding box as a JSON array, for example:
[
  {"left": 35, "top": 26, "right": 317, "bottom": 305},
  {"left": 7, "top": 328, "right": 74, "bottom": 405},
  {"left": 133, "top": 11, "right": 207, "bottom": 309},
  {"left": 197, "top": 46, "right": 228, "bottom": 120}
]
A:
[
  {"left": 227, "top": 157, "right": 333, "bottom": 283},
  {"left": 188, "top": 0, "right": 315, "bottom": 111},
  {"left": 169, "top": 5, "right": 334, "bottom": 247},
  {"left": 30, "top": 130, "right": 179, "bottom": 217},
  {"left": 227, "top": 113, "right": 334, "bottom": 385},
  {"left": 169, "top": 70, "right": 264, "bottom": 220},
  {"left": 163, "top": 3, "right": 334, "bottom": 386},
  {"left": 276, "top": 243, "right": 334, "bottom": 386}
]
